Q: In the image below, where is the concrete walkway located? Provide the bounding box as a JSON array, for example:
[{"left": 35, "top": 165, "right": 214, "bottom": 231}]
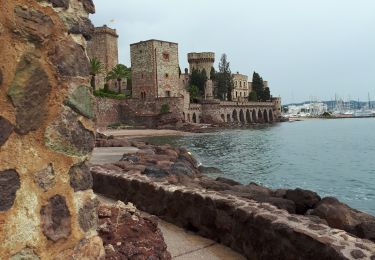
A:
[
  {"left": 97, "top": 194, "right": 245, "bottom": 260},
  {"left": 158, "top": 219, "right": 245, "bottom": 260},
  {"left": 90, "top": 147, "right": 139, "bottom": 165}
]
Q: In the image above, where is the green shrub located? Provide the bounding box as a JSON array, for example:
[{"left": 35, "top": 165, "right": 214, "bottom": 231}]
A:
[
  {"left": 160, "top": 103, "right": 170, "bottom": 113},
  {"left": 94, "top": 89, "right": 126, "bottom": 100}
]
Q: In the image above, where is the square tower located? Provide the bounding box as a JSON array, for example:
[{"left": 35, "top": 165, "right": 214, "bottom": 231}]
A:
[
  {"left": 131, "top": 40, "right": 180, "bottom": 99},
  {"left": 87, "top": 25, "right": 119, "bottom": 88}
]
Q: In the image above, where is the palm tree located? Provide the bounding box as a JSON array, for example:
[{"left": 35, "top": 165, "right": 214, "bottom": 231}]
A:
[
  {"left": 89, "top": 57, "right": 103, "bottom": 92},
  {"left": 106, "top": 64, "right": 131, "bottom": 94}
]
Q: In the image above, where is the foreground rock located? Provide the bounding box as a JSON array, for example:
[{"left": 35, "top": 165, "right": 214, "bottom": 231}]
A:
[
  {"left": 0, "top": 1, "right": 103, "bottom": 259},
  {"left": 98, "top": 201, "right": 171, "bottom": 259}
]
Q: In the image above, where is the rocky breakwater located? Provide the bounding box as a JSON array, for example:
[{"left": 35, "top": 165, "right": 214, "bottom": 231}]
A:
[
  {"left": 0, "top": 0, "right": 104, "bottom": 259},
  {"left": 92, "top": 138, "right": 375, "bottom": 259}
]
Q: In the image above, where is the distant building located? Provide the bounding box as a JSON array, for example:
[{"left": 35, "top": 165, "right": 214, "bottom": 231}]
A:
[
  {"left": 130, "top": 40, "right": 181, "bottom": 99},
  {"left": 232, "top": 72, "right": 249, "bottom": 101},
  {"left": 87, "top": 25, "right": 119, "bottom": 89}
]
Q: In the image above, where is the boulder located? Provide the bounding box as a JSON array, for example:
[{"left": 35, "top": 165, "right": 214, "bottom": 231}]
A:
[
  {"left": 216, "top": 177, "right": 241, "bottom": 186},
  {"left": 310, "top": 197, "right": 375, "bottom": 242},
  {"left": 170, "top": 160, "right": 196, "bottom": 177},
  {"left": 285, "top": 188, "right": 321, "bottom": 214},
  {"left": 143, "top": 166, "right": 169, "bottom": 178},
  {"left": 232, "top": 182, "right": 273, "bottom": 199},
  {"left": 198, "top": 165, "right": 223, "bottom": 174}
]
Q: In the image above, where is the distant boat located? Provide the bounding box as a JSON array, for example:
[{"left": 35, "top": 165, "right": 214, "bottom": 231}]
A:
[{"left": 353, "top": 110, "right": 375, "bottom": 118}]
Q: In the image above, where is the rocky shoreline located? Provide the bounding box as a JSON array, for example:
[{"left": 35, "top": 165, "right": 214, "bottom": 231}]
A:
[{"left": 92, "top": 133, "right": 375, "bottom": 259}]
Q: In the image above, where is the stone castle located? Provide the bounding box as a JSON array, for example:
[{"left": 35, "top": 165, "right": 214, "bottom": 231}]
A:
[{"left": 90, "top": 26, "right": 281, "bottom": 127}]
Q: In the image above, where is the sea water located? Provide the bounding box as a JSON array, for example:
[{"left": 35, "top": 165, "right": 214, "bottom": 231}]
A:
[{"left": 147, "top": 118, "right": 375, "bottom": 215}]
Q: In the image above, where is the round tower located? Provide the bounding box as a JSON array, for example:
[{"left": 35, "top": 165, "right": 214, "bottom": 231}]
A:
[{"left": 187, "top": 52, "right": 215, "bottom": 79}]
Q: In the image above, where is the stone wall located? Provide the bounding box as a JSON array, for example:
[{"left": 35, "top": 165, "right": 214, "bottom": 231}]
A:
[
  {"left": 121, "top": 97, "right": 184, "bottom": 128},
  {"left": 0, "top": 0, "right": 104, "bottom": 259},
  {"left": 131, "top": 40, "right": 181, "bottom": 99},
  {"left": 92, "top": 167, "right": 375, "bottom": 260},
  {"left": 95, "top": 97, "right": 124, "bottom": 128}
]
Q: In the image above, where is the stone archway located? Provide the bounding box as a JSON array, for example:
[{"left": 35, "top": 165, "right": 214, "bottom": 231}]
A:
[
  {"left": 221, "top": 114, "right": 225, "bottom": 122},
  {"left": 239, "top": 109, "right": 245, "bottom": 123},
  {"left": 252, "top": 109, "right": 257, "bottom": 123},
  {"left": 192, "top": 113, "right": 197, "bottom": 123},
  {"left": 258, "top": 109, "right": 263, "bottom": 123},
  {"left": 246, "top": 109, "right": 251, "bottom": 123},
  {"left": 232, "top": 109, "right": 238, "bottom": 122},
  {"left": 227, "top": 114, "right": 231, "bottom": 123},
  {"left": 263, "top": 109, "right": 269, "bottom": 123},
  {"left": 183, "top": 112, "right": 185, "bottom": 121},
  {"left": 269, "top": 110, "right": 274, "bottom": 122}
]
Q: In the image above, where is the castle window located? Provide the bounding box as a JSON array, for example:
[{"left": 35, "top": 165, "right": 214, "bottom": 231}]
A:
[
  {"left": 163, "top": 52, "right": 170, "bottom": 61},
  {"left": 139, "top": 50, "right": 143, "bottom": 54},
  {"left": 165, "top": 73, "right": 169, "bottom": 78},
  {"left": 165, "top": 91, "right": 171, "bottom": 97},
  {"left": 141, "top": 73, "right": 144, "bottom": 79}
]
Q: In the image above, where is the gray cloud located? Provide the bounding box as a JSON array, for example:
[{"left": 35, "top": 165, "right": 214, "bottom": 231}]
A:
[{"left": 91, "top": 0, "right": 375, "bottom": 103}]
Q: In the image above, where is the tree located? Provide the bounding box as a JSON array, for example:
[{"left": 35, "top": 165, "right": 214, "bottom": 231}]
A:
[
  {"left": 189, "top": 68, "right": 207, "bottom": 97},
  {"left": 263, "top": 87, "right": 271, "bottom": 101},
  {"left": 187, "top": 85, "right": 199, "bottom": 103},
  {"left": 216, "top": 54, "right": 234, "bottom": 101},
  {"left": 248, "top": 91, "right": 258, "bottom": 101},
  {"left": 89, "top": 57, "right": 103, "bottom": 91},
  {"left": 251, "top": 72, "right": 264, "bottom": 101},
  {"left": 106, "top": 64, "right": 131, "bottom": 94},
  {"left": 210, "top": 67, "right": 216, "bottom": 80}
]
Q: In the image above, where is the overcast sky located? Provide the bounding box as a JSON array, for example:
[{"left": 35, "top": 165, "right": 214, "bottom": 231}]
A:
[{"left": 91, "top": 0, "right": 375, "bottom": 104}]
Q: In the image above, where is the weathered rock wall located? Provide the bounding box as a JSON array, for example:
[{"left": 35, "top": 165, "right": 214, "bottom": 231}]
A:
[
  {"left": 0, "top": 0, "right": 104, "bottom": 259},
  {"left": 95, "top": 97, "right": 185, "bottom": 128},
  {"left": 95, "top": 97, "right": 124, "bottom": 128},
  {"left": 92, "top": 166, "right": 375, "bottom": 260}
]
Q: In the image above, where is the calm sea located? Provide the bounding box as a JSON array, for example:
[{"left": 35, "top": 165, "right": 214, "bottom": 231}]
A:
[{"left": 146, "top": 118, "right": 375, "bottom": 215}]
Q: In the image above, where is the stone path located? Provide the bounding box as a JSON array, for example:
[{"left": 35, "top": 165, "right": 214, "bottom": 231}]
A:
[
  {"left": 90, "top": 147, "right": 139, "bottom": 165},
  {"left": 96, "top": 194, "right": 245, "bottom": 260},
  {"left": 158, "top": 219, "right": 245, "bottom": 260}
]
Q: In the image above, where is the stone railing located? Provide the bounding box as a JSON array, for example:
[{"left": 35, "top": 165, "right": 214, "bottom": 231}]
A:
[
  {"left": 188, "top": 103, "right": 202, "bottom": 111},
  {"left": 220, "top": 101, "right": 275, "bottom": 107},
  {"left": 92, "top": 167, "right": 375, "bottom": 260}
]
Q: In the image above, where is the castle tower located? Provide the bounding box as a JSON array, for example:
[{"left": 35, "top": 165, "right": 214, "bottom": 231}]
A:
[
  {"left": 187, "top": 52, "right": 215, "bottom": 79},
  {"left": 130, "top": 40, "right": 180, "bottom": 99},
  {"left": 87, "top": 25, "right": 119, "bottom": 89}
]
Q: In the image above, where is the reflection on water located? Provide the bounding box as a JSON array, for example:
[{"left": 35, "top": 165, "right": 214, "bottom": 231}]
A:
[{"left": 146, "top": 119, "right": 375, "bottom": 215}]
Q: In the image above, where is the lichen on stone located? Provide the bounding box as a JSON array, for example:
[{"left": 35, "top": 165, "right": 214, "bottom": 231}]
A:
[
  {"left": 64, "top": 85, "right": 95, "bottom": 119},
  {"left": 7, "top": 52, "right": 51, "bottom": 135},
  {"left": 45, "top": 108, "right": 95, "bottom": 157}
]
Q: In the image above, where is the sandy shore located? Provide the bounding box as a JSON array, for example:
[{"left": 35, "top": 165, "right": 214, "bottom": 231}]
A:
[{"left": 99, "top": 129, "right": 195, "bottom": 138}]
